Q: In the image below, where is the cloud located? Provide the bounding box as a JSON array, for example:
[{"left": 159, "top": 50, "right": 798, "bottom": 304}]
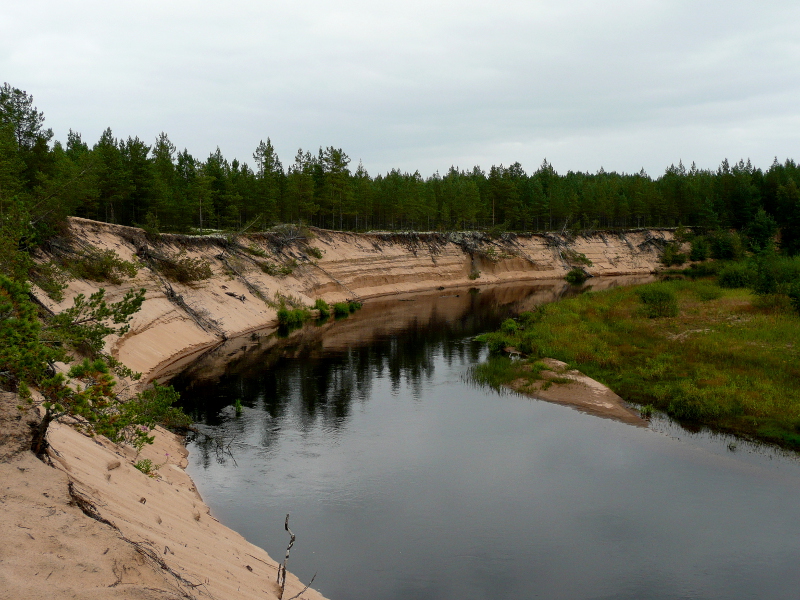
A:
[{"left": 2, "top": 0, "right": 799, "bottom": 176}]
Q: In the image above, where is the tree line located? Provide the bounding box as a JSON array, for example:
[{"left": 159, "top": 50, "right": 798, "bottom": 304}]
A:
[{"left": 2, "top": 82, "right": 799, "bottom": 255}]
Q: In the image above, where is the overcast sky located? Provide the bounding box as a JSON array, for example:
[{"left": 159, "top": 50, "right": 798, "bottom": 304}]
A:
[{"left": 3, "top": 0, "right": 799, "bottom": 177}]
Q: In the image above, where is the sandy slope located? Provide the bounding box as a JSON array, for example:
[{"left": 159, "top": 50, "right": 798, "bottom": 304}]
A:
[{"left": 1, "top": 219, "right": 674, "bottom": 599}]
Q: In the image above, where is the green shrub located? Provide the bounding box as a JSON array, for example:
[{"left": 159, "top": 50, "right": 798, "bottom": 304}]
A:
[
  {"left": 689, "top": 237, "right": 710, "bottom": 261},
  {"left": 563, "top": 249, "right": 593, "bottom": 266},
  {"left": 277, "top": 259, "right": 298, "bottom": 276},
  {"left": 718, "top": 263, "right": 756, "bottom": 288},
  {"left": 789, "top": 282, "right": 800, "bottom": 315},
  {"left": 565, "top": 268, "right": 588, "bottom": 285},
  {"left": 333, "top": 302, "right": 350, "bottom": 317},
  {"left": 753, "top": 255, "right": 800, "bottom": 296},
  {"left": 149, "top": 251, "right": 212, "bottom": 283},
  {"left": 307, "top": 246, "right": 324, "bottom": 259},
  {"left": 243, "top": 243, "right": 268, "bottom": 258},
  {"left": 744, "top": 208, "right": 778, "bottom": 252},
  {"left": 134, "top": 458, "right": 156, "bottom": 475},
  {"left": 0, "top": 276, "right": 56, "bottom": 392},
  {"left": 500, "top": 318, "right": 519, "bottom": 335},
  {"left": 518, "top": 308, "right": 545, "bottom": 327},
  {"left": 260, "top": 261, "right": 278, "bottom": 276},
  {"left": 277, "top": 306, "right": 310, "bottom": 327},
  {"left": 709, "top": 230, "right": 744, "bottom": 260},
  {"left": 692, "top": 283, "right": 723, "bottom": 301},
  {"left": 348, "top": 300, "right": 362, "bottom": 313},
  {"left": 96, "top": 382, "right": 192, "bottom": 448},
  {"left": 314, "top": 298, "right": 330, "bottom": 318},
  {"left": 637, "top": 284, "right": 678, "bottom": 318},
  {"left": 752, "top": 293, "right": 795, "bottom": 314},
  {"left": 65, "top": 248, "right": 138, "bottom": 284},
  {"left": 468, "top": 269, "right": 481, "bottom": 280},
  {"left": 474, "top": 332, "right": 513, "bottom": 355},
  {"left": 683, "top": 261, "right": 722, "bottom": 278},
  {"left": 660, "top": 244, "right": 687, "bottom": 267}
]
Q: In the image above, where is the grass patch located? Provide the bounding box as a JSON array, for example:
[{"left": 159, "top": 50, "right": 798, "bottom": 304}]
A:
[{"left": 474, "top": 279, "right": 800, "bottom": 449}]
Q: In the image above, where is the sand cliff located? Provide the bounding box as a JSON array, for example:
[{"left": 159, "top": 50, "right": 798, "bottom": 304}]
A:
[
  {"left": 1, "top": 218, "right": 675, "bottom": 599},
  {"left": 46, "top": 218, "right": 676, "bottom": 382}
]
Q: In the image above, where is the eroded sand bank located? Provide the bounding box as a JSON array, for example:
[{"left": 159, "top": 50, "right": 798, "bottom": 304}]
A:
[{"left": 1, "top": 219, "right": 672, "bottom": 599}]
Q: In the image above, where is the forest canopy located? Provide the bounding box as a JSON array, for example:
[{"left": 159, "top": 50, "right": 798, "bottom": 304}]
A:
[{"left": 2, "top": 82, "right": 799, "bottom": 256}]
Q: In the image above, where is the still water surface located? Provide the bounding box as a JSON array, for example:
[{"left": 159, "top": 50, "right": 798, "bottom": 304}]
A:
[{"left": 172, "top": 279, "right": 800, "bottom": 600}]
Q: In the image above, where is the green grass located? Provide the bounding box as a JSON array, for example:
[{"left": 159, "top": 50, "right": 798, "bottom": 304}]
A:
[
  {"left": 475, "top": 279, "right": 800, "bottom": 449},
  {"left": 314, "top": 298, "right": 330, "bottom": 319},
  {"left": 277, "top": 306, "right": 311, "bottom": 328}
]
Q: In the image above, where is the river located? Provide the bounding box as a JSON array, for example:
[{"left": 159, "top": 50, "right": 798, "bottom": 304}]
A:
[{"left": 171, "top": 278, "right": 800, "bottom": 600}]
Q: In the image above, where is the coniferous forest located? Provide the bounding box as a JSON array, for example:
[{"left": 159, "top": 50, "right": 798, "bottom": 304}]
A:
[{"left": 2, "top": 82, "right": 800, "bottom": 264}]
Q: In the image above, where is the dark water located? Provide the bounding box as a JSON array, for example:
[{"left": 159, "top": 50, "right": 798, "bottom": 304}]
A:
[{"left": 172, "top": 279, "right": 800, "bottom": 600}]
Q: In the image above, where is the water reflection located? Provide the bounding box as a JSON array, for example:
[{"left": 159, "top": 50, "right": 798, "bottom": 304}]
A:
[
  {"left": 173, "top": 276, "right": 651, "bottom": 431},
  {"left": 161, "top": 276, "right": 800, "bottom": 600}
]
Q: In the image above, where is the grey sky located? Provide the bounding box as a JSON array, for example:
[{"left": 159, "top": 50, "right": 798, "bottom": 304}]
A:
[{"left": 3, "top": 0, "right": 799, "bottom": 177}]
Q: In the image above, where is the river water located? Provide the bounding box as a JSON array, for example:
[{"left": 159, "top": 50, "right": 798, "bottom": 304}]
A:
[{"left": 171, "top": 279, "right": 800, "bottom": 600}]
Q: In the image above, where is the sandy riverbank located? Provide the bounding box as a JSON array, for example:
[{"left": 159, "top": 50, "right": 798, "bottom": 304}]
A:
[
  {"left": 509, "top": 358, "right": 646, "bottom": 426},
  {"left": 1, "top": 219, "right": 673, "bottom": 599}
]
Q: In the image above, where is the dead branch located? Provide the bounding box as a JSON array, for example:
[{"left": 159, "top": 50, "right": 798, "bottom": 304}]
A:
[
  {"left": 277, "top": 514, "right": 296, "bottom": 600},
  {"left": 286, "top": 572, "right": 317, "bottom": 600}
]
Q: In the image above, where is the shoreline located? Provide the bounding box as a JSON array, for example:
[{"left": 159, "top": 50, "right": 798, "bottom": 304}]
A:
[{"left": 2, "top": 218, "right": 675, "bottom": 599}]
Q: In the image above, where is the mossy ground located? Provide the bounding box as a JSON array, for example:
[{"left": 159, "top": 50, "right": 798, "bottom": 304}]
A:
[{"left": 475, "top": 279, "right": 800, "bottom": 448}]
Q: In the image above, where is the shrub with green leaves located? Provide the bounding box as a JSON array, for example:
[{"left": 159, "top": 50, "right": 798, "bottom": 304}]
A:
[
  {"left": 500, "top": 318, "right": 519, "bottom": 335},
  {"left": 683, "top": 261, "right": 722, "bottom": 278},
  {"left": 45, "top": 288, "right": 146, "bottom": 361},
  {"left": 65, "top": 248, "right": 138, "bottom": 285},
  {"left": 709, "top": 230, "right": 744, "bottom": 260},
  {"left": 744, "top": 208, "right": 778, "bottom": 252},
  {"left": 277, "top": 306, "right": 310, "bottom": 327},
  {"left": 144, "top": 249, "right": 212, "bottom": 283},
  {"left": 314, "top": 298, "right": 330, "bottom": 318},
  {"left": 789, "top": 282, "right": 800, "bottom": 314},
  {"left": 0, "top": 275, "right": 190, "bottom": 456},
  {"left": 565, "top": 268, "right": 588, "bottom": 285},
  {"left": 333, "top": 302, "right": 350, "bottom": 317},
  {"left": 718, "top": 263, "right": 756, "bottom": 288},
  {"left": 102, "top": 383, "right": 192, "bottom": 444},
  {"left": 0, "top": 276, "right": 57, "bottom": 392},
  {"left": 636, "top": 284, "right": 678, "bottom": 318},
  {"left": 689, "top": 237, "right": 710, "bottom": 261},
  {"left": 134, "top": 458, "right": 156, "bottom": 475},
  {"left": 692, "top": 283, "right": 723, "bottom": 301},
  {"left": 752, "top": 255, "right": 800, "bottom": 296},
  {"left": 660, "top": 244, "right": 687, "bottom": 267},
  {"left": 474, "top": 332, "right": 514, "bottom": 355}
]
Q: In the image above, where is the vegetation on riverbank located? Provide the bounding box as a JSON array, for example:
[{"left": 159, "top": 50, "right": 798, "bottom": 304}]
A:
[{"left": 475, "top": 276, "right": 800, "bottom": 448}]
